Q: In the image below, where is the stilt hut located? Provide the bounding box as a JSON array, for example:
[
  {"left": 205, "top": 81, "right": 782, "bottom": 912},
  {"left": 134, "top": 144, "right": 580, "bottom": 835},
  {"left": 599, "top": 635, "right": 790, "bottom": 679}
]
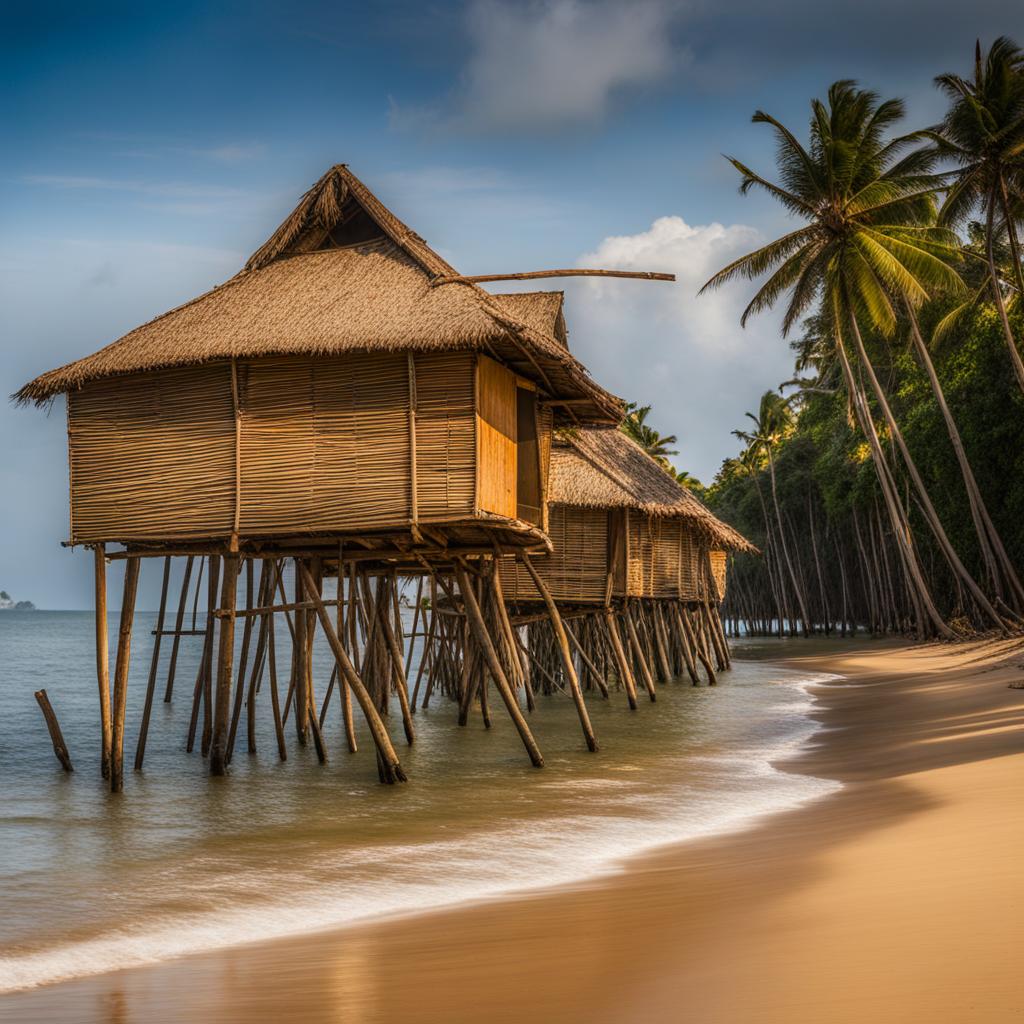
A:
[
  {"left": 16, "top": 165, "right": 631, "bottom": 787},
  {"left": 502, "top": 428, "right": 754, "bottom": 702}
]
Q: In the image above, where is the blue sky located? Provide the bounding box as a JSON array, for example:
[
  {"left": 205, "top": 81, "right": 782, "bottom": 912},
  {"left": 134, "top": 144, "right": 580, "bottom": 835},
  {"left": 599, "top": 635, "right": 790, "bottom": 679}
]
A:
[{"left": 2, "top": 0, "right": 1020, "bottom": 607}]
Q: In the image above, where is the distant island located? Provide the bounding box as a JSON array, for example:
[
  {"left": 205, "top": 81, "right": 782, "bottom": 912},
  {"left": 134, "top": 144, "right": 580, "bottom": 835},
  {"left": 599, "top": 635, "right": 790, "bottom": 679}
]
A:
[{"left": 0, "top": 590, "right": 35, "bottom": 610}]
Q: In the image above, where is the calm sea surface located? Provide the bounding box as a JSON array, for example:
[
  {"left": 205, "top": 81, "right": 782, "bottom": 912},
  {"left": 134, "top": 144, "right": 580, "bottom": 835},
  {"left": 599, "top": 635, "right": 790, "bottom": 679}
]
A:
[{"left": 0, "top": 609, "right": 839, "bottom": 995}]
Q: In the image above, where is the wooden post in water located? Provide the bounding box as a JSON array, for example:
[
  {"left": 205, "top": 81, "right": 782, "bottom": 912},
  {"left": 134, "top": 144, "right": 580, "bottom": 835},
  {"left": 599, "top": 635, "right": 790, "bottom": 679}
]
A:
[
  {"left": 623, "top": 602, "right": 657, "bottom": 701},
  {"left": 521, "top": 553, "right": 598, "bottom": 751},
  {"left": 298, "top": 563, "right": 406, "bottom": 783},
  {"left": 455, "top": 562, "right": 543, "bottom": 768},
  {"left": 209, "top": 553, "right": 239, "bottom": 775},
  {"left": 35, "top": 689, "right": 73, "bottom": 772},
  {"left": 163, "top": 555, "right": 194, "bottom": 702},
  {"left": 293, "top": 557, "right": 309, "bottom": 745},
  {"left": 93, "top": 545, "right": 112, "bottom": 779},
  {"left": 110, "top": 556, "right": 140, "bottom": 793},
  {"left": 603, "top": 608, "right": 638, "bottom": 710},
  {"left": 134, "top": 555, "right": 171, "bottom": 771}
]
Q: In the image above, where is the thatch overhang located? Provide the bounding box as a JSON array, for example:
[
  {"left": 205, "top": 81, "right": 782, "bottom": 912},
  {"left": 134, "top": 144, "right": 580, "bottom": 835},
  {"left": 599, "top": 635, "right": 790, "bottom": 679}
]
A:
[
  {"left": 550, "top": 428, "right": 756, "bottom": 553},
  {"left": 492, "top": 291, "right": 567, "bottom": 348},
  {"left": 16, "top": 165, "right": 617, "bottom": 421}
]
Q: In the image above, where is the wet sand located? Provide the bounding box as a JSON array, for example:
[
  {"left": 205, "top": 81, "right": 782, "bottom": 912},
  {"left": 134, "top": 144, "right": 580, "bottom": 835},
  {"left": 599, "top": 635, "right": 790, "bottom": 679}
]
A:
[{"left": 5, "top": 637, "right": 1023, "bottom": 1023}]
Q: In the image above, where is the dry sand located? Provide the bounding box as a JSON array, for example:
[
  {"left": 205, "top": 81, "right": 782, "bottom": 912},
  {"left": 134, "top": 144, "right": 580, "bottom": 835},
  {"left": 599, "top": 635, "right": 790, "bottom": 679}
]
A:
[{"left": 5, "top": 637, "right": 1023, "bottom": 1023}]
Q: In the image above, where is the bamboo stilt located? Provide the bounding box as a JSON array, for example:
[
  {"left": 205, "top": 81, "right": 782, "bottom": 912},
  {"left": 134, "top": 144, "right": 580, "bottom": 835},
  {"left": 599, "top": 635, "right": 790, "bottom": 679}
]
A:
[
  {"left": 226, "top": 559, "right": 255, "bottom": 762},
  {"left": 35, "top": 689, "right": 73, "bottom": 772},
  {"left": 293, "top": 558, "right": 309, "bottom": 744},
  {"left": 298, "top": 563, "right": 406, "bottom": 783},
  {"left": 209, "top": 554, "right": 239, "bottom": 776},
  {"left": 455, "top": 562, "right": 543, "bottom": 767},
  {"left": 671, "top": 603, "right": 702, "bottom": 685},
  {"left": 267, "top": 601, "right": 287, "bottom": 761},
  {"left": 200, "top": 555, "right": 220, "bottom": 757},
  {"left": 623, "top": 602, "right": 657, "bottom": 702},
  {"left": 110, "top": 557, "right": 140, "bottom": 793},
  {"left": 379, "top": 573, "right": 415, "bottom": 745},
  {"left": 521, "top": 554, "right": 598, "bottom": 751},
  {"left": 93, "top": 545, "right": 112, "bottom": 780},
  {"left": 134, "top": 555, "right": 171, "bottom": 771},
  {"left": 163, "top": 555, "right": 194, "bottom": 702},
  {"left": 603, "top": 608, "right": 638, "bottom": 710}
]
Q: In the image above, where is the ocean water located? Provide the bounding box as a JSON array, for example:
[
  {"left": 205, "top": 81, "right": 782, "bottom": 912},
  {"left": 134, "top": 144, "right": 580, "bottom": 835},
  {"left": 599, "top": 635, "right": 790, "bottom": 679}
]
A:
[{"left": 0, "top": 610, "right": 840, "bottom": 995}]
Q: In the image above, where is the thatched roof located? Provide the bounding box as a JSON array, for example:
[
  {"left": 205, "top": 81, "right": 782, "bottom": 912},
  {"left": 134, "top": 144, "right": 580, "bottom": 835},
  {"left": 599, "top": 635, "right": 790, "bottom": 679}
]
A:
[
  {"left": 16, "top": 166, "right": 614, "bottom": 419},
  {"left": 550, "top": 428, "right": 755, "bottom": 552},
  {"left": 492, "top": 291, "right": 567, "bottom": 347}
]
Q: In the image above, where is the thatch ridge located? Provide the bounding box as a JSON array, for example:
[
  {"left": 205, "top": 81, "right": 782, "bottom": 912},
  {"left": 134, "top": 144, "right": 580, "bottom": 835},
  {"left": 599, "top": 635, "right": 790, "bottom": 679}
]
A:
[
  {"left": 492, "top": 291, "right": 567, "bottom": 347},
  {"left": 15, "top": 165, "right": 618, "bottom": 420},
  {"left": 550, "top": 428, "right": 755, "bottom": 552}
]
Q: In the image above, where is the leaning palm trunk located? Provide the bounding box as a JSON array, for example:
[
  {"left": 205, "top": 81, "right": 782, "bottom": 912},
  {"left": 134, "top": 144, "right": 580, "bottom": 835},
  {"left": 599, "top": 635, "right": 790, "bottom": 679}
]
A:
[
  {"left": 903, "top": 298, "right": 1024, "bottom": 612},
  {"left": 844, "top": 303, "right": 1006, "bottom": 633},
  {"left": 985, "top": 193, "right": 1024, "bottom": 397},
  {"left": 834, "top": 318, "right": 954, "bottom": 639},
  {"left": 765, "top": 447, "right": 811, "bottom": 634}
]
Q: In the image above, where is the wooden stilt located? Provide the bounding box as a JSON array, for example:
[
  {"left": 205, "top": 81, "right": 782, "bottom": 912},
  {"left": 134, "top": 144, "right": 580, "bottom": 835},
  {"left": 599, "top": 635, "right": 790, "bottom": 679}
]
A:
[
  {"left": 672, "top": 603, "right": 702, "bottom": 685},
  {"left": 226, "top": 559, "right": 255, "bottom": 762},
  {"left": 293, "top": 558, "right": 309, "bottom": 744},
  {"left": 209, "top": 554, "right": 239, "bottom": 776},
  {"left": 298, "top": 563, "right": 407, "bottom": 783},
  {"left": 340, "top": 560, "right": 358, "bottom": 753},
  {"left": 565, "top": 621, "right": 610, "bottom": 698},
  {"left": 134, "top": 555, "right": 171, "bottom": 771},
  {"left": 35, "top": 689, "right": 73, "bottom": 772},
  {"left": 379, "top": 573, "right": 415, "bottom": 745},
  {"left": 163, "top": 555, "right": 194, "bottom": 702},
  {"left": 455, "top": 562, "right": 543, "bottom": 767},
  {"left": 267, "top": 601, "right": 287, "bottom": 761},
  {"left": 603, "top": 608, "right": 638, "bottom": 710},
  {"left": 93, "top": 545, "right": 112, "bottom": 779},
  {"left": 520, "top": 554, "right": 598, "bottom": 751},
  {"left": 200, "top": 555, "right": 220, "bottom": 757},
  {"left": 246, "top": 562, "right": 273, "bottom": 754},
  {"left": 623, "top": 601, "right": 657, "bottom": 701},
  {"left": 684, "top": 604, "right": 717, "bottom": 685},
  {"left": 110, "top": 557, "right": 140, "bottom": 793}
]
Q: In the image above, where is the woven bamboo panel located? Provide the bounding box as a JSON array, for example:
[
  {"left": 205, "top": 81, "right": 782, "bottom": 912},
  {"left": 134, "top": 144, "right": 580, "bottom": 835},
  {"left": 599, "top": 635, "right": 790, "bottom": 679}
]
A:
[
  {"left": 679, "top": 530, "right": 701, "bottom": 600},
  {"left": 414, "top": 351, "right": 476, "bottom": 520},
  {"left": 67, "top": 364, "right": 236, "bottom": 541},
  {"left": 626, "top": 510, "right": 654, "bottom": 597},
  {"left": 240, "top": 353, "right": 416, "bottom": 533},
  {"left": 476, "top": 355, "right": 517, "bottom": 518},
  {"left": 708, "top": 549, "right": 727, "bottom": 601},
  {"left": 652, "top": 518, "right": 681, "bottom": 598},
  {"left": 505, "top": 505, "right": 608, "bottom": 603}
]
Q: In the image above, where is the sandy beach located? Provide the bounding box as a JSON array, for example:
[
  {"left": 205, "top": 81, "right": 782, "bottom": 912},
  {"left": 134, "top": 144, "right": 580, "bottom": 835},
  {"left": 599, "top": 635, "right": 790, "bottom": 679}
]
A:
[{"left": 4, "top": 636, "right": 1023, "bottom": 1024}]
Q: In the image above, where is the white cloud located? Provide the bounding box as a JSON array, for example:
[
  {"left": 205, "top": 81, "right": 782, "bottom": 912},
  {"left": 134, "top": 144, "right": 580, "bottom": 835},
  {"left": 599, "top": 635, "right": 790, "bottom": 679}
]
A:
[
  {"left": 565, "top": 215, "right": 794, "bottom": 481},
  {"left": 393, "top": 0, "right": 685, "bottom": 134}
]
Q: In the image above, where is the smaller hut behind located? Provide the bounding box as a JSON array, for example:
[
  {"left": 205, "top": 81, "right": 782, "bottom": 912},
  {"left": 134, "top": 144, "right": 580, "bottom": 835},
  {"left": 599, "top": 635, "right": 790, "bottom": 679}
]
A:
[{"left": 504, "top": 427, "right": 753, "bottom": 606}]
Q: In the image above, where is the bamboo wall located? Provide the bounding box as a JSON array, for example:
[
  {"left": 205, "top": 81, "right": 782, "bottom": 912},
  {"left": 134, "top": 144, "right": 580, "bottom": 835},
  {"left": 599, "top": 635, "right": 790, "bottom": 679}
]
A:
[
  {"left": 625, "top": 511, "right": 703, "bottom": 600},
  {"left": 504, "top": 505, "right": 609, "bottom": 603},
  {"left": 709, "top": 550, "right": 727, "bottom": 601},
  {"left": 67, "top": 351, "right": 480, "bottom": 543}
]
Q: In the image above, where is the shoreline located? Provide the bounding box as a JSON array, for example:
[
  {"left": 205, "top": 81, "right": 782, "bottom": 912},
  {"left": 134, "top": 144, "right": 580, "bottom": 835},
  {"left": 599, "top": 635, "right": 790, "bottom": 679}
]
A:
[{"left": 4, "top": 636, "right": 1023, "bottom": 1022}]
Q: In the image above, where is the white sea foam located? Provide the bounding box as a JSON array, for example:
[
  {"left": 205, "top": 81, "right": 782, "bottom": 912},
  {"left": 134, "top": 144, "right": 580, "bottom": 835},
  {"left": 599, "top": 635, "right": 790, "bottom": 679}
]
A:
[{"left": 0, "top": 670, "right": 843, "bottom": 995}]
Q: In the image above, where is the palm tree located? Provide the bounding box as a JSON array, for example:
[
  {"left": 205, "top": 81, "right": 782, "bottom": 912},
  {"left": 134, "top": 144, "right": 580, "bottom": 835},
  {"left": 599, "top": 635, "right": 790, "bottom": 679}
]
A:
[
  {"left": 620, "top": 402, "right": 679, "bottom": 465},
  {"left": 930, "top": 37, "right": 1024, "bottom": 393},
  {"left": 700, "top": 81, "right": 1002, "bottom": 637},
  {"left": 734, "top": 392, "right": 811, "bottom": 634}
]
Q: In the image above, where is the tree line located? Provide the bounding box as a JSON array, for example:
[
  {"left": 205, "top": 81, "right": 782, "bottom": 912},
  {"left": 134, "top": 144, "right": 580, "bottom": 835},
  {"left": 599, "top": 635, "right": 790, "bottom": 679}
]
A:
[{"left": 648, "top": 39, "right": 1024, "bottom": 639}]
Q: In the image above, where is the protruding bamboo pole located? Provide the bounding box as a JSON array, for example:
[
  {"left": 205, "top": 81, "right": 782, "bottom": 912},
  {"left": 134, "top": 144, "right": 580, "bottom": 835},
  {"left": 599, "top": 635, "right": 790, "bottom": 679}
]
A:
[
  {"left": 135, "top": 555, "right": 171, "bottom": 771},
  {"left": 93, "top": 545, "right": 112, "bottom": 779},
  {"left": 455, "top": 562, "right": 543, "bottom": 768},
  {"left": 521, "top": 554, "right": 598, "bottom": 751},
  {"left": 110, "top": 557, "right": 140, "bottom": 793},
  {"left": 210, "top": 554, "right": 239, "bottom": 775},
  {"left": 35, "top": 689, "right": 73, "bottom": 772},
  {"left": 298, "top": 563, "right": 407, "bottom": 783}
]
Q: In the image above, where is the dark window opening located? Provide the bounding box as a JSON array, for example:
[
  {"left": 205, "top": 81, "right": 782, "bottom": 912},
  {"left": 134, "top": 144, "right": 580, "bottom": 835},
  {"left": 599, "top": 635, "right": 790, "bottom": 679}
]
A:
[{"left": 516, "top": 387, "right": 541, "bottom": 524}]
